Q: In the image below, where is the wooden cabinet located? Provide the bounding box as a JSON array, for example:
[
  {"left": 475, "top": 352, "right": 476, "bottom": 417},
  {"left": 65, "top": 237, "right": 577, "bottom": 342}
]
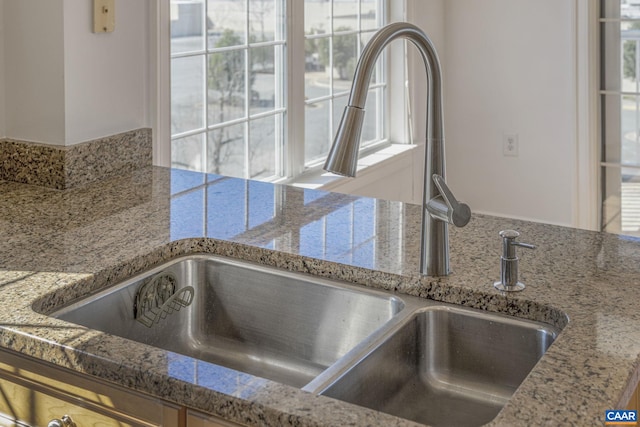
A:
[
  {"left": 627, "top": 380, "right": 639, "bottom": 412},
  {"left": 0, "top": 345, "right": 636, "bottom": 427},
  {"left": 0, "top": 349, "right": 246, "bottom": 427},
  {"left": 0, "top": 350, "right": 181, "bottom": 427},
  {"left": 187, "top": 410, "right": 245, "bottom": 427}
]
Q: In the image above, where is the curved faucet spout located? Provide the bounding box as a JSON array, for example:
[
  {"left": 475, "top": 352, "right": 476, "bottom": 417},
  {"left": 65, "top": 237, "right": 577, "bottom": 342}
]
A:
[
  {"left": 323, "top": 22, "right": 470, "bottom": 276},
  {"left": 345, "top": 22, "right": 444, "bottom": 141}
]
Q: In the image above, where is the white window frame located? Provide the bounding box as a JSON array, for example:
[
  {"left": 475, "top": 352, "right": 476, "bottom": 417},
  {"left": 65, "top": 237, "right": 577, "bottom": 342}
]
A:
[
  {"left": 595, "top": 0, "right": 640, "bottom": 234},
  {"left": 151, "top": 0, "right": 410, "bottom": 184},
  {"left": 576, "top": 0, "right": 599, "bottom": 231},
  {"left": 151, "top": 0, "right": 172, "bottom": 168}
]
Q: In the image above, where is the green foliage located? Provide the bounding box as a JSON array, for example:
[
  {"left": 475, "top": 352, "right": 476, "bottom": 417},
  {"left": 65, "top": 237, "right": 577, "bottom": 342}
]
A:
[
  {"left": 313, "top": 27, "right": 359, "bottom": 80},
  {"left": 625, "top": 41, "right": 637, "bottom": 81},
  {"left": 624, "top": 22, "right": 640, "bottom": 80},
  {"left": 208, "top": 29, "right": 246, "bottom": 95}
]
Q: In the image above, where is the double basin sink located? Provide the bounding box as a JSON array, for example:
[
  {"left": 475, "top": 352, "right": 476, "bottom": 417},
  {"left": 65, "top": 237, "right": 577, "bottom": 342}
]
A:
[{"left": 50, "top": 255, "right": 559, "bottom": 426}]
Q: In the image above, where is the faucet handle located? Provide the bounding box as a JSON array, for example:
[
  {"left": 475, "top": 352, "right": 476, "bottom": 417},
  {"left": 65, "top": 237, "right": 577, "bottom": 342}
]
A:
[{"left": 430, "top": 174, "right": 471, "bottom": 227}]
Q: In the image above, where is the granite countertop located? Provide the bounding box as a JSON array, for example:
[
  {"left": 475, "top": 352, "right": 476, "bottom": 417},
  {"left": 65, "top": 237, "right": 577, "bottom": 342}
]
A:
[{"left": 0, "top": 166, "right": 639, "bottom": 426}]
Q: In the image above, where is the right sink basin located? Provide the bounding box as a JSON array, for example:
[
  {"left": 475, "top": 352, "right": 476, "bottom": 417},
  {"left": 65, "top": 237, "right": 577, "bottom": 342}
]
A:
[{"left": 318, "top": 305, "right": 559, "bottom": 427}]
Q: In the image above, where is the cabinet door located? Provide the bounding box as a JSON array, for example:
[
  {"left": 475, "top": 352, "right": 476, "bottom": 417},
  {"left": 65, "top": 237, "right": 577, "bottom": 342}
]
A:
[
  {"left": 187, "top": 409, "right": 245, "bottom": 427},
  {"left": 0, "top": 350, "right": 180, "bottom": 427},
  {"left": 0, "top": 376, "right": 157, "bottom": 427}
]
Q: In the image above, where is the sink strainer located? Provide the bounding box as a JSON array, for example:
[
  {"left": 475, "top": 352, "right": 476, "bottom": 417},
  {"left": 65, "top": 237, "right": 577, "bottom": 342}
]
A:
[{"left": 133, "top": 271, "right": 194, "bottom": 327}]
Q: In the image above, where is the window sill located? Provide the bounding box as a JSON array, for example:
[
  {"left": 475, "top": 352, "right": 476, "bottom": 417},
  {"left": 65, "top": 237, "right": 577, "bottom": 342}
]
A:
[{"left": 287, "top": 143, "right": 420, "bottom": 199}]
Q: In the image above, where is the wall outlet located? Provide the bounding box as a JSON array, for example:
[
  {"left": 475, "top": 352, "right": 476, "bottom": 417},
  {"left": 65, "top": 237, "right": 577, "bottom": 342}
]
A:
[
  {"left": 94, "top": 0, "right": 115, "bottom": 33},
  {"left": 503, "top": 133, "right": 519, "bottom": 157}
]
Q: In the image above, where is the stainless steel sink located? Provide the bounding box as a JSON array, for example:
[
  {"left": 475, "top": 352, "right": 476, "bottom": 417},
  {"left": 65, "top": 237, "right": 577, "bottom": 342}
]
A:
[
  {"left": 318, "top": 305, "right": 559, "bottom": 426},
  {"left": 51, "top": 255, "right": 405, "bottom": 388},
  {"left": 49, "top": 254, "right": 560, "bottom": 425}
]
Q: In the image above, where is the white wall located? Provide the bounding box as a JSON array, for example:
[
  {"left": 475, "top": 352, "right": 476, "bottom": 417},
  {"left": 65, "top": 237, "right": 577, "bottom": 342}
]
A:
[
  {"left": 416, "top": 0, "right": 578, "bottom": 227},
  {"left": 63, "top": 0, "right": 149, "bottom": 145},
  {"left": 0, "top": 0, "right": 5, "bottom": 138},
  {"left": 4, "top": 0, "right": 66, "bottom": 144},
  {"left": 331, "top": 0, "right": 581, "bottom": 228},
  {"left": 2, "top": 0, "right": 151, "bottom": 146}
]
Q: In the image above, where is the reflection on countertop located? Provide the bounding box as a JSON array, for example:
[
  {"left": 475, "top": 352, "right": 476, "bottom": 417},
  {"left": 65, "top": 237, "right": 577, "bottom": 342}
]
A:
[{"left": 0, "top": 166, "right": 639, "bottom": 426}]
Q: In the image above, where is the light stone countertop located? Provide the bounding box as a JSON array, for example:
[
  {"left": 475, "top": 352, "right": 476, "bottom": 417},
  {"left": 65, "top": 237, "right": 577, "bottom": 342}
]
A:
[{"left": 0, "top": 166, "right": 639, "bottom": 426}]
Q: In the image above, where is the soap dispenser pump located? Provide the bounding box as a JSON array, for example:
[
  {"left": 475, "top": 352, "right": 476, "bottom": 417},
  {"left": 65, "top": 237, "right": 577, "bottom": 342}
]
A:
[{"left": 494, "top": 230, "right": 535, "bottom": 292}]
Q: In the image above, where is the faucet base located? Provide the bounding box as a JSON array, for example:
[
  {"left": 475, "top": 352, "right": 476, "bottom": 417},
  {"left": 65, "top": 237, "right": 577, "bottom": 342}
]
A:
[{"left": 494, "top": 281, "right": 525, "bottom": 292}]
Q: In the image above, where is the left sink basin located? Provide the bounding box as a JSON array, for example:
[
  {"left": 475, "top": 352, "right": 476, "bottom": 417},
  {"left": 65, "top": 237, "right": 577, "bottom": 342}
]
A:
[{"left": 51, "top": 255, "right": 405, "bottom": 388}]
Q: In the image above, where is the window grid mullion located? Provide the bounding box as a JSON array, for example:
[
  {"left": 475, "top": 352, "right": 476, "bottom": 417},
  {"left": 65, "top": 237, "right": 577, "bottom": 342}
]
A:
[
  {"left": 286, "top": 0, "right": 307, "bottom": 178},
  {"left": 305, "top": 82, "right": 387, "bottom": 105},
  {"left": 244, "top": 0, "right": 251, "bottom": 179},
  {"left": 329, "top": 0, "right": 335, "bottom": 145},
  {"left": 170, "top": 0, "right": 388, "bottom": 180},
  {"left": 202, "top": 0, "right": 210, "bottom": 174},
  {"left": 171, "top": 49, "right": 207, "bottom": 60}
]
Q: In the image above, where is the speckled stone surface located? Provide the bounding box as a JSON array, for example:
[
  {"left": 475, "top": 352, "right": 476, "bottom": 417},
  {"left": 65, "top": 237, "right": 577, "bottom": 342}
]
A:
[
  {"left": 0, "top": 166, "right": 639, "bottom": 426},
  {"left": 0, "top": 128, "right": 152, "bottom": 189}
]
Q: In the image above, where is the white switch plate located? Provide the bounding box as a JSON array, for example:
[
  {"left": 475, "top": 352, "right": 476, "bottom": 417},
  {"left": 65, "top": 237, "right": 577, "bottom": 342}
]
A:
[
  {"left": 94, "top": 0, "right": 115, "bottom": 33},
  {"left": 503, "top": 133, "right": 519, "bottom": 157}
]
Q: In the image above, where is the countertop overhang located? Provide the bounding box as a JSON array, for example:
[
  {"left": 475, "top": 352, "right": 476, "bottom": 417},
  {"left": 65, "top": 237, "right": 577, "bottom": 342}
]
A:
[{"left": 0, "top": 166, "right": 639, "bottom": 426}]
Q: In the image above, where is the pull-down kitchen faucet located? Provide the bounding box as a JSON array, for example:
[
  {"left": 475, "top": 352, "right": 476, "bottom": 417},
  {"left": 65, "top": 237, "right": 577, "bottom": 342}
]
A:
[{"left": 324, "top": 22, "right": 470, "bottom": 276}]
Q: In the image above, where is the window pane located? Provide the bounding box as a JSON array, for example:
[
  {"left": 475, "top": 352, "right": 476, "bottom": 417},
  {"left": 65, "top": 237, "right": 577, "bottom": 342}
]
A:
[
  {"left": 250, "top": 46, "right": 279, "bottom": 114},
  {"left": 207, "top": 124, "right": 246, "bottom": 178},
  {"left": 171, "top": 0, "right": 385, "bottom": 180},
  {"left": 249, "top": 0, "right": 282, "bottom": 42},
  {"left": 601, "top": 1, "right": 640, "bottom": 236},
  {"left": 332, "top": 95, "right": 348, "bottom": 141},
  {"left": 172, "top": 55, "right": 205, "bottom": 135},
  {"left": 170, "top": 0, "right": 206, "bottom": 54},
  {"left": 362, "top": 89, "right": 381, "bottom": 143},
  {"left": 600, "top": 22, "right": 640, "bottom": 92},
  {"left": 250, "top": 115, "right": 279, "bottom": 179},
  {"left": 332, "top": 33, "right": 359, "bottom": 94},
  {"left": 305, "top": 101, "right": 330, "bottom": 164},
  {"left": 207, "top": 0, "right": 246, "bottom": 45},
  {"left": 622, "top": 22, "right": 640, "bottom": 92},
  {"left": 333, "top": 0, "right": 358, "bottom": 32},
  {"left": 602, "top": 93, "right": 640, "bottom": 168},
  {"left": 304, "top": 0, "right": 386, "bottom": 167},
  {"left": 306, "top": 36, "right": 330, "bottom": 99},
  {"left": 602, "top": 94, "right": 622, "bottom": 165},
  {"left": 360, "top": 0, "right": 380, "bottom": 31},
  {"left": 601, "top": 0, "right": 640, "bottom": 19},
  {"left": 172, "top": 133, "right": 206, "bottom": 172},
  {"left": 602, "top": 166, "right": 640, "bottom": 236},
  {"left": 208, "top": 50, "right": 246, "bottom": 125},
  {"left": 305, "top": 1, "right": 330, "bottom": 35}
]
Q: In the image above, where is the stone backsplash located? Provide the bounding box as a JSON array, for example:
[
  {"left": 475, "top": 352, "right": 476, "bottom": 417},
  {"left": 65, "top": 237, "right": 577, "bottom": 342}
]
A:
[{"left": 0, "top": 128, "right": 152, "bottom": 189}]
